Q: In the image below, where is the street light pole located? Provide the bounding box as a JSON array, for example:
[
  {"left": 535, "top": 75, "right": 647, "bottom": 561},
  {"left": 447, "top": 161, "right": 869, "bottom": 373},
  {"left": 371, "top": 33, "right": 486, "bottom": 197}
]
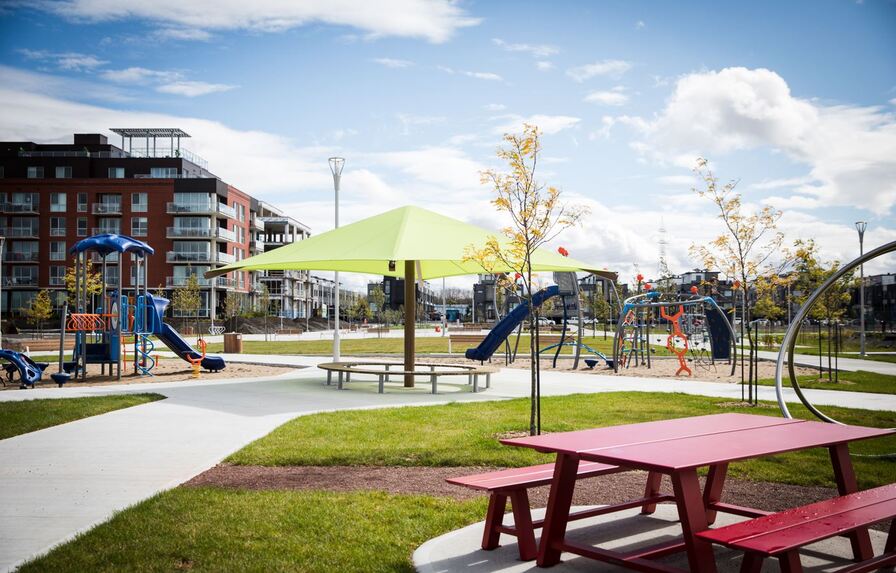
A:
[
  {"left": 855, "top": 221, "right": 867, "bottom": 357},
  {"left": 329, "top": 157, "right": 345, "bottom": 362},
  {"left": 0, "top": 236, "right": 4, "bottom": 349}
]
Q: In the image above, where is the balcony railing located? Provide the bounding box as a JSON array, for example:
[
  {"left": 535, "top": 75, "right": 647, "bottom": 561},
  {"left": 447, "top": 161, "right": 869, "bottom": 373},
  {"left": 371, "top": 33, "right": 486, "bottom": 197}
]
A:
[
  {"left": 216, "top": 203, "right": 236, "bottom": 219},
  {"left": 166, "top": 251, "right": 212, "bottom": 263},
  {"left": 49, "top": 277, "right": 65, "bottom": 286},
  {"left": 216, "top": 252, "right": 235, "bottom": 264},
  {"left": 0, "top": 202, "right": 39, "bottom": 213},
  {"left": 50, "top": 228, "right": 67, "bottom": 237},
  {"left": 92, "top": 228, "right": 121, "bottom": 236},
  {"left": 167, "top": 202, "right": 215, "bottom": 214},
  {"left": 249, "top": 239, "right": 265, "bottom": 251},
  {"left": 167, "top": 276, "right": 211, "bottom": 287},
  {"left": 91, "top": 252, "right": 119, "bottom": 263},
  {"left": 2, "top": 227, "right": 39, "bottom": 238},
  {"left": 166, "top": 227, "right": 214, "bottom": 238},
  {"left": 92, "top": 203, "right": 122, "bottom": 215},
  {"left": 251, "top": 218, "right": 265, "bottom": 231},
  {"left": 6, "top": 276, "right": 38, "bottom": 286},
  {"left": 4, "top": 252, "right": 39, "bottom": 262},
  {"left": 216, "top": 227, "right": 236, "bottom": 242},
  {"left": 49, "top": 252, "right": 66, "bottom": 261},
  {"left": 214, "top": 277, "right": 235, "bottom": 288}
]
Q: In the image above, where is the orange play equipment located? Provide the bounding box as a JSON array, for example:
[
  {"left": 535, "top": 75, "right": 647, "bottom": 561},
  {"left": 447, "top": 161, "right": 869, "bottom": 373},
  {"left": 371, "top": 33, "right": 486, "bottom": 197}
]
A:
[
  {"left": 187, "top": 338, "right": 207, "bottom": 379},
  {"left": 660, "top": 305, "right": 692, "bottom": 376}
]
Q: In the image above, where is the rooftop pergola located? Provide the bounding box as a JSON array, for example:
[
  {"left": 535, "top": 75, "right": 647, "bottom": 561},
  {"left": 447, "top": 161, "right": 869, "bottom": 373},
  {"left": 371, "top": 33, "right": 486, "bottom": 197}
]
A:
[{"left": 110, "top": 128, "right": 191, "bottom": 160}]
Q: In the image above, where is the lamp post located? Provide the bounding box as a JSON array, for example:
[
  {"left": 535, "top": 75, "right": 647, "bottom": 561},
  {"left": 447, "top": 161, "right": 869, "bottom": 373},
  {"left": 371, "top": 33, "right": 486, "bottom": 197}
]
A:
[
  {"left": 329, "top": 157, "right": 345, "bottom": 362},
  {"left": 855, "top": 221, "right": 867, "bottom": 357},
  {"left": 0, "top": 236, "right": 4, "bottom": 349}
]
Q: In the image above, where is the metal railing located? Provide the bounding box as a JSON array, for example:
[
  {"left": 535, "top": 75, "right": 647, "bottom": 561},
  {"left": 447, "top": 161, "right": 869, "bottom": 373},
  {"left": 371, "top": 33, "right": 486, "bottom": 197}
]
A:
[
  {"left": 0, "top": 202, "right": 39, "bottom": 213},
  {"left": 167, "top": 276, "right": 211, "bottom": 287},
  {"left": 92, "top": 203, "right": 122, "bottom": 215},
  {"left": 2, "top": 227, "right": 39, "bottom": 237},
  {"left": 49, "top": 277, "right": 65, "bottom": 286},
  {"left": 216, "top": 203, "right": 237, "bottom": 219},
  {"left": 4, "top": 252, "right": 39, "bottom": 262},
  {"left": 167, "top": 202, "right": 215, "bottom": 214},
  {"left": 6, "top": 276, "right": 38, "bottom": 286},
  {"left": 92, "top": 228, "right": 121, "bottom": 236},
  {"left": 216, "top": 252, "right": 235, "bottom": 264},
  {"left": 49, "top": 252, "right": 66, "bottom": 261},
  {"left": 90, "top": 252, "right": 119, "bottom": 262},
  {"left": 216, "top": 227, "right": 236, "bottom": 242},
  {"left": 50, "top": 228, "right": 66, "bottom": 237},
  {"left": 166, "top": 251, "right": 212, "bottom": 263},
  {"left": 166, "top": 227, "right": 214, "bottom": 238}
]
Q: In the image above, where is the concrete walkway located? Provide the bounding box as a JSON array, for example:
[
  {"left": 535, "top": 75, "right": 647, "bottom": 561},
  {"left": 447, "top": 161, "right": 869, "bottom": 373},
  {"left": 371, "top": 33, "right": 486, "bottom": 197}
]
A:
[
  {"left": 1, "top": 355, "right": 894, "bottom": 572},
  {"left": 755, "top": 350, "right": 896, "bottom": 376}
]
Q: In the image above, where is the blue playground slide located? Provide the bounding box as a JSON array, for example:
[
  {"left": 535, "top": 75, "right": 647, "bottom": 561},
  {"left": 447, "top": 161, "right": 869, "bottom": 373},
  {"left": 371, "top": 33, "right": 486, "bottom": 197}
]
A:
[
  {"left": 465, "top": 285, "right": 559, "bottom": 362},
  {"left": 0, "top": 349, "right": 49, "bottom": 388},
  {"left": 146, "top": 294, "right": 226, "bottom": 372}
]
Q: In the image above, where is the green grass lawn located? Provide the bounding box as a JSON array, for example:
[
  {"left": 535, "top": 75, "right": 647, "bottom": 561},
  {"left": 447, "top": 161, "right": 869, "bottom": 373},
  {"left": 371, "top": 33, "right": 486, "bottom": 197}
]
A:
[
  {"left": 757, "top": 370, "right": 895, "bottom": 395},
  {"left": 16, "top": 488, "right": 485, "bottom": 573},
  {"left": 229, "top": 392, "right": 896, "bottom": 490},
  {"left": 0, "top": 394, "right": 164, "bottom": 440}
]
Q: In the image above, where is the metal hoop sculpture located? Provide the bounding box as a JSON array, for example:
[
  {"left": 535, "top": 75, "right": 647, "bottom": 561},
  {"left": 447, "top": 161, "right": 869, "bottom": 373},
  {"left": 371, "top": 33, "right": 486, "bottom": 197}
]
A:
[{"left": 775, "top": 240, "right": 896, "bottom": 423}]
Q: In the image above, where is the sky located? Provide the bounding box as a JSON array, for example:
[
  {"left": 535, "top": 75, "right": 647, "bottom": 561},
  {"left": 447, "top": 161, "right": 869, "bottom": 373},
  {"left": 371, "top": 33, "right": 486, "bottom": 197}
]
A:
[{"left": 0, "top": 0, "right": 894, "bottom": 291}]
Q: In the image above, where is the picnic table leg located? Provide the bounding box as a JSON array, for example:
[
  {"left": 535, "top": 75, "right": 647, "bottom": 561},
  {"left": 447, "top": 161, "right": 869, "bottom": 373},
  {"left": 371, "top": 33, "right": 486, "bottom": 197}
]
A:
[
  {"left": 326, "top": 371, "right": 332, "bottom": 386},
  {"left": 640, "top": 471, "right": 663, "bottom": 515},
  {"left": 537, "top": 453, "right": 579, "bottom": 567},
  {"left": 486, "top": 373, "right": 491, "bottom": 389},
  {"left": 378, "top": 374, "right": 385, "bottom": 394},
  {"left": 430, "top": 366, "right": 437, "bottom": 394},
  {"left": 509, "top": 489, "right": 537, "bottom": 561},
  {"left": 473, "top": 374, "right": 479, "bottom": 392},
  {"left": 671, "top": 468, "right": 718, "bottom": 573},
  {"left": 481, "top": 493, "right": 508, "bottom": 551},
  {"left": 337, "top": 371, "right": 344, "bottom": 390},
  {"left": 739, "top": 553, "right": 764, "bottom": 573},
  {"left": 777, "top": 551, "right": 804, "bottom": 573},
  {"left": 385, "top": 364, "right": 390, "bottom": 381},
  {"left": 703, "top": 463, "right": 728, "bottom": 525},
  {"left": 829, "top": 443, "right": 874, "bottom": 561}
]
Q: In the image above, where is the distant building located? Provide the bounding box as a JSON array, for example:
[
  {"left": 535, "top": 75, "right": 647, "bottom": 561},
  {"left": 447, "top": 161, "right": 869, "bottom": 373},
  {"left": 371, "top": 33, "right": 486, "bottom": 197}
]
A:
[{"left": 367, "top": 276, "right": 436, "bottom": 319}]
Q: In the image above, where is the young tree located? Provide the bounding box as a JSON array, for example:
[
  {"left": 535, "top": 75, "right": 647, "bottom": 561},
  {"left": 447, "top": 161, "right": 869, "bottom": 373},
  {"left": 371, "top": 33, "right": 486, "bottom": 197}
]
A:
[
  {"left": 171, "top": 273, "right": 202, "bottom": 334},
  {"left": 751, "top": 276, "right": 784, "bottom": 321},
  {"left": 467, "top": 124, "right": 587, "bottom": 435},
  {"left": 257, "top": 282, "right": 271, "bottom": 341},
  {"left": 590, "top": 292, "right": 611, "bottom": 339},
  {"left": 222, "top": 290, "right": 243, "bottom": 332},
  {"left": 689, "top": 158, "right": 784, "bottom": 400},
  {"left": 64, "top": 264, "right": 103, "bottom": 306},
  {"left": 25, "top": 290, "right": 53, "bottom": 337},
  {"left": 353, "top": 297, "right": 371, "bottom": 324}
]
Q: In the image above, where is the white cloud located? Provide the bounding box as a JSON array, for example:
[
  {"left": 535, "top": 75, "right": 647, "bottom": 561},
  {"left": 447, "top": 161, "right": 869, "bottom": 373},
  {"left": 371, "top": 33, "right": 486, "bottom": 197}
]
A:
[
  {"left": 492, "top": 38, "right": 559, "bottom": 58},
  {"left": 656, "top": 175, "right": 695, "bottom": 186},
  {"left": 372, "top": 57, "right": 414, "bottom": 68},
  {"left": 566, "top": 59, "right": 632, "bottom": 82},
  {"left": 536, "top": 61, "right": 554, "bottom": 71},
  {"left": 625, "top": 67, "right": 896, "bottom": 212},
  {"left": 493, "top": 114, "right": 581, "bottom": 135},
  {"left": 18, "top": 49, "right": 107, "bottom": 71},
  {"left": 750, "top": 175, "right": 814, "bottom": 190},
  {"left": 43, "top": 0, "right": 480, "bottom": 43},
  {"left": 584, "top": 86, "right": 628, "bottom": 106},
  {"left": 101, "top": 66, "right": 180, "bottom": 83},
  {"left": 396, "top": 113, "right": 446, "bottom": 135},
  {"left": 483, "top": 103, "right": 506, "bottom": 111},
  {"left": 153, "top": 27, "right": 213, "bottom": 41},
  {"left": 635, "top": 20, "right": 646, "bottom": 30},
  {"left": 462, "top": 70, "right": 503, "bottom": 81},
  {"left": 156, "top": 80, "right": 237, "bottom": 97},
  {"left": 889, "top": 98, "right": 896, "bottom": 106}
]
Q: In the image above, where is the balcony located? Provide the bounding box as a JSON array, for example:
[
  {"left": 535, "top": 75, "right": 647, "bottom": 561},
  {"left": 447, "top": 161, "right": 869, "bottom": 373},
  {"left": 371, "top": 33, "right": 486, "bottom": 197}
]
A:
[
  {"left": 166, "top": 251, "right": 212, "bottom": 263},
  {"left": 4, "top": 252, "right": 39, "bottom": 263},
  {"left": 0, "top": 202, "right": 39, "bottom": 214},
  {"left": 6, "top": 276, "right": 38, "bottom": 286},
  {"left": 50, "top": 228, "right": 67, "bottom": 237},
  {"left": 90, "top": 252, "right": 119, "bottom": 263},
  {"left": 251, "top": 218, "right": 265, "bottom": 231},
  {"left": 92, "top": 203, "right": 122, "bottom": 215},
  {"left": 167, "top": 202, "right": 215, "bottom": 215},
  {"left": 49, "top": 277, "right": 65, "bottom": 286},
  {"left": 167, "top": 276, "right": 211, "bottom": 287},
  {"left": 216, "top": 252, "right": 235, "bottom": 264},
  {"left": 166, "top": 227, "right": 214, "bottom": 239},
  {"left": 92, "top": 228, "right": 121, "bottom": 236},
  {"left": 2, "top": 227, "right": 39, "bottom": 238},
  {"left": 249, "top": 239, "right": 265, "bottom": 251},
  {"left": 49, "top": 251, "right": 66, "bottom": 261},
  {"left": 216, "top": 227, "right": 236, "bottom": 242},
  {"left": 214, "top": 277, "right": 235, "bottom": 288}
]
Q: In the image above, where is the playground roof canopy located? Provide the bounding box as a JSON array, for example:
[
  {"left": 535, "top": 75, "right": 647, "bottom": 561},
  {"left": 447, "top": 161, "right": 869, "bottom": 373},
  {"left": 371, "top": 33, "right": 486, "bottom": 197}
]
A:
[
  {"left": 70, "top": 233, "right": 155, "bottom": 256},
  {"left": 206, "top": 205, "right": 604, "bottom": 280}
]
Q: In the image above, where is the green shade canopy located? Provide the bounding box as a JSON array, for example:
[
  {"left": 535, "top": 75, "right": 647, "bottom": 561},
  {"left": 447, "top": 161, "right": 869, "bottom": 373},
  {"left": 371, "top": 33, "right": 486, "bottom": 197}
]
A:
[{"left": 206, "top": 205, "right": 604, "bottom": 280}]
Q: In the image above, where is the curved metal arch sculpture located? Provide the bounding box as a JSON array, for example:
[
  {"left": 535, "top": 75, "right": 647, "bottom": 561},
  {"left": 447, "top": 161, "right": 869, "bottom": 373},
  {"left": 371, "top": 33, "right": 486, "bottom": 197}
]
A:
[{"left": 775, "top": 240, "right": 896, "bottom": 423}]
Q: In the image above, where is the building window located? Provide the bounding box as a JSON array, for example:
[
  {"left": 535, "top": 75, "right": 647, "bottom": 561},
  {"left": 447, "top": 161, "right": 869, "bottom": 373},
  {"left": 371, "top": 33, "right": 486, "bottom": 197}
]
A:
[
  {"left": 131, "top": 217, "right": 148, "bottom": 237},
  {"left": 50, "top": 192, "right": 67, "bottom": 212},
  {"left": 77, "top": 217, "right": 88, "bottom": 237},
  {"left": 55, "top": 166, "right": 72, "bottom": 179},
  {"left": 108, "top": 167, "right": 125, "bottom": 179},
  {"left": 77, "top": 192, "right": 88, "bottom": 212},
  {"left": 50, "top": 241, "right": 66, "bottom": 261},
  {"left": 49, "top": 266, "right": 66, "bottom": 286},
  {"left": 96, "top": 218, "right": 121, "bottom": 234},
  {"left": 131, "top": 192, "right": 148, "bottom": 212},
  {"left": 8, "top": 241, "right": 39, "bottom": 262},
  {"left": 150, "top": 167, "right": 178, "bottom": 178},
  {"left": 26, "top": 166, "right": 44, "bottom": 179},
  {"left": 50, "top": 217, "right": 66, "bottom": 237}
]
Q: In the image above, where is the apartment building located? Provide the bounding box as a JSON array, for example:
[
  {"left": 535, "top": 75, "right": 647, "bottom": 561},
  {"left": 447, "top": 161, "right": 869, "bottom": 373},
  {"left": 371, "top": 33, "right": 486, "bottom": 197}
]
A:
[{"left": 0, "top": 130, "right": 313, "bottom": 320}]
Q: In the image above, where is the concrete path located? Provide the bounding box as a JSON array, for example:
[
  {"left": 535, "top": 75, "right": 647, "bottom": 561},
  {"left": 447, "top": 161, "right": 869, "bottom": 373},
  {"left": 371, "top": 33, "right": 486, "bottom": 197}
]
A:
[
  {"left": 1, "top": 355, "right": 894, "bottom": 572},
  {"left": 755, "top": 350, "right": 896, "bottom": 376}
]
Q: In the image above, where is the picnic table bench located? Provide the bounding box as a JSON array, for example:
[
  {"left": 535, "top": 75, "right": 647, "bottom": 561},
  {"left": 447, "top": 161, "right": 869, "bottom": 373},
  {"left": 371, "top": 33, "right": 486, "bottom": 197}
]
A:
[
  {"left": 317, "top": 361, "right": 496, "bottom": 394},
  {"left": 448, "top": 463, "right": 671, "bottom": 560},
  {"left": 698, "top": 483, "right": 896, "bottom": 573}
]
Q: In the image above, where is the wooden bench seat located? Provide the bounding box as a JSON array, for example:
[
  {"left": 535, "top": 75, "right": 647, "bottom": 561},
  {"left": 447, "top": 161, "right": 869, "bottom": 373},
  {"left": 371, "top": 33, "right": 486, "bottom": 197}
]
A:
[
  {"left": 697, "top": 483, "right": 896, "bottom": 573},
  {"left": 448, "top": 463, "right": 671, "bottom": 561},
  {"left": 318, "top": 361, "right": 496, "bottom": 394}
]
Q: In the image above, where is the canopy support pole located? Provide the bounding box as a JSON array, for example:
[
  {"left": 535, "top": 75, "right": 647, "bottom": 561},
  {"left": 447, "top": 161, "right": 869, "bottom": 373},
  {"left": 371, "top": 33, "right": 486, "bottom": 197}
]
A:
[{"left": 404, "top": 260, "right": 415, "bottom": 387}]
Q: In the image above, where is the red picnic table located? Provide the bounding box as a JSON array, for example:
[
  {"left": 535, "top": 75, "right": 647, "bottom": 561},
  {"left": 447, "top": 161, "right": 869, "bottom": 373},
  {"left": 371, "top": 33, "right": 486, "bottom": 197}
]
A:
[{"left": 501, "top": 413, "right": 893, "bottom": 573}]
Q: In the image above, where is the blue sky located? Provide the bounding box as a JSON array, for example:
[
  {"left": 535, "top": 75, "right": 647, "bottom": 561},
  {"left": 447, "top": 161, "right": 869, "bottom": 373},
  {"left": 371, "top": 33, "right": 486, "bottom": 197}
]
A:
[{"left": 1, "top": 0, "right": 894, "bottom": 288}]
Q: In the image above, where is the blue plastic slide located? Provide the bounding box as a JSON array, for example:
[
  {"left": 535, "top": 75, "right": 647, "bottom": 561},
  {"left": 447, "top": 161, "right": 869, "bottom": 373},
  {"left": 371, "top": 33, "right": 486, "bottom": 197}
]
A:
[
  {"left": 465, "top": 286, "right": 559, "bottom": 362},
  {"left": 144, "top": 294, "right": 226, "bottom": 372},
  {"left": 0, "top": 349, "right": 49, "bottom": 388}
]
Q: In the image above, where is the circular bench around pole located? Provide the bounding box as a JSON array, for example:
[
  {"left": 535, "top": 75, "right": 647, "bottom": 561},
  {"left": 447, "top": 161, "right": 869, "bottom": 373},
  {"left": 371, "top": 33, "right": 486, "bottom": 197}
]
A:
[{"left": 318, "top": 361, "right": 496, "bottom": 394}]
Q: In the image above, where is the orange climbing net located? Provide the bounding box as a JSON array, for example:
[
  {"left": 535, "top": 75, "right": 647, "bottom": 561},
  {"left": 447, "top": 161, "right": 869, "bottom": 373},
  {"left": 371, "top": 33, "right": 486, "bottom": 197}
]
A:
[
  {"left": 659, "top": 305, "right": 692, "bottom": 377},
  {"left": 65, "top": 313, "right": 110, "bottom": 332}
]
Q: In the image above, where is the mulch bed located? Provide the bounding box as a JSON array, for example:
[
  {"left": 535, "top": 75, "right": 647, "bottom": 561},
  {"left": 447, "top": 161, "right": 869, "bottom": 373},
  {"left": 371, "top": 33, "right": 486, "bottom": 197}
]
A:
[{"left": 185, "top": 464, "right": 844, "bottom": 515}]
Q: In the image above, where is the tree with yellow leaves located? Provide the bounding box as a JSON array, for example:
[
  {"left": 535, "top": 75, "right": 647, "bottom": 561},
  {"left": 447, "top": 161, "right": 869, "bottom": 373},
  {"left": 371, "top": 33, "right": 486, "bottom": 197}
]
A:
[
  {"left": 467, "top": 124, "right": 587, "bottom": 435},
  {"left": 689, "top": 158, "right": 784, "bottom": 400}
]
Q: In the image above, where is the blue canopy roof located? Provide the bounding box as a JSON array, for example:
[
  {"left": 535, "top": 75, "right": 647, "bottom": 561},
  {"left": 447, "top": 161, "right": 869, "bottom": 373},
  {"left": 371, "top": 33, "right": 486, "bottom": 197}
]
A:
[{"left": 69, "top": 233, "right": 155, "bottom": 256}]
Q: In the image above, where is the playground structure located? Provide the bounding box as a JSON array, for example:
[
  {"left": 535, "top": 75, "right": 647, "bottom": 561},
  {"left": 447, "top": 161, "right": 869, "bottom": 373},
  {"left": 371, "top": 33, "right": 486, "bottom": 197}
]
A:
[
  {"left": 464, "top": 272, "right": 611, "bottom": 369},
  {"left": 612, "top": 288, "right": 737, "bottom": 376},
  {"left": 0, "top": 233, "right": 225, "bottom": 389},
  {"left": 776, "top": 239, "right": 896, "bottom": 424}
]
